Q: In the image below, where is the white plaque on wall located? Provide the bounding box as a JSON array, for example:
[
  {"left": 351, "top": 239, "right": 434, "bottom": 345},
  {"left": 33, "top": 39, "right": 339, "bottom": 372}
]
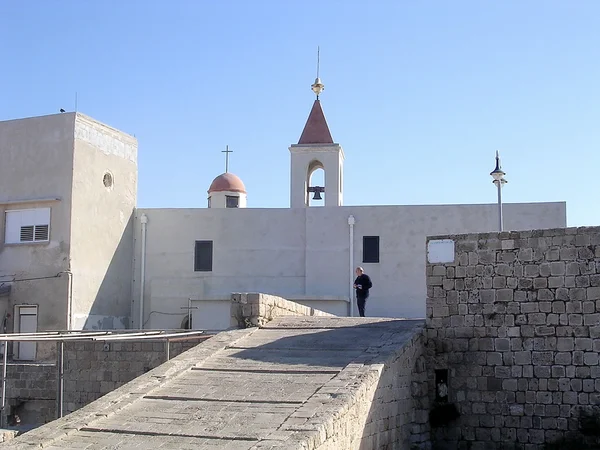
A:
[{"left": 427, "top": 239, "right": 455, "bottom": 263}]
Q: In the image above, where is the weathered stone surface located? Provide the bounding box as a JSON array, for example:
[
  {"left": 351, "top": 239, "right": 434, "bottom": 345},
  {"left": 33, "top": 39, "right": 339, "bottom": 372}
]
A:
[
  {"left": 426, "top": 227, "right": 600, "bottom": 449},
  {"left": 1, "top": 316, "right": 427, "bottom": 450}
]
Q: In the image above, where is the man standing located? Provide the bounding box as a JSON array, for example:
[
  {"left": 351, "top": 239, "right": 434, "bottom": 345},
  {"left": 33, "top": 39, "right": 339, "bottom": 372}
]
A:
[{"left": 353, "top": 267, "right": 372, "bottom": 317}]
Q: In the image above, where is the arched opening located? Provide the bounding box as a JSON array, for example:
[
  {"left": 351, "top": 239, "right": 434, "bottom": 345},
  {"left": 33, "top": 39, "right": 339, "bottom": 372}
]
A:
[
  {"left": 181, "top": 315, "right": 192, "bottom": 330},
  {"left": 307, "top": 160, "right": 325, "bottom": 207}
]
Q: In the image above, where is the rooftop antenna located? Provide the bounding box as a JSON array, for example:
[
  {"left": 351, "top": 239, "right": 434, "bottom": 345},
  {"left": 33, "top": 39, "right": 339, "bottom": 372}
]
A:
[
  {"left": 75, "top": 92, "right": 78, "bottom": 112},
  {"left": 311, "top": 46, "right": 324, "bottom": 99},
  {"left": 222, "top": 145, "right": 233, "bottom": 173}
]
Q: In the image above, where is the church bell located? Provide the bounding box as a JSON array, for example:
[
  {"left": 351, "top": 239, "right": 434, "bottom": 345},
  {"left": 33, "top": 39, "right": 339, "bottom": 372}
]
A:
[{"left": 312, "top": 190, "right": 322, "bottom": 200}]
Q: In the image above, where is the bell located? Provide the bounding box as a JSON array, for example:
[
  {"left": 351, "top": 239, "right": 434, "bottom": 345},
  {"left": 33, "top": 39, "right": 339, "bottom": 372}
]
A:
[{"left": 312, "top": 190, "right": 322, "bottom": 200}]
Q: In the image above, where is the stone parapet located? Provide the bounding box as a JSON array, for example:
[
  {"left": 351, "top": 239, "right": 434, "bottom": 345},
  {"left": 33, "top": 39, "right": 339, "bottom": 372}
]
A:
[{"left": 230, "top": 292, "right": 335, "bottom": 328}]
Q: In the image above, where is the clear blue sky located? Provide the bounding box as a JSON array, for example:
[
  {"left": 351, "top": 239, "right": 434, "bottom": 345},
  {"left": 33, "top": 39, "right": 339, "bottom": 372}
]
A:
[{"left": 1, "top": 1, "right": 598, "bottom": 226}]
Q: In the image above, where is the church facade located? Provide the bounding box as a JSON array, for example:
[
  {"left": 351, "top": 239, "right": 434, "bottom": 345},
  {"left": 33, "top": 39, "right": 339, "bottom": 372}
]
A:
[
  {"left": 132, "top": 77, "right": 566, "bottom": 330},
  {"left": 0, "top": 77, "right": 566, "bottom": 354}
]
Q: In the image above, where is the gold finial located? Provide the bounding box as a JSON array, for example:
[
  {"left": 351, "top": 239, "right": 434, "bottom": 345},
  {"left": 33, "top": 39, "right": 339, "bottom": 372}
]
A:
[{"left": 311, "top": 46, "right": 324, "bottom": 98}]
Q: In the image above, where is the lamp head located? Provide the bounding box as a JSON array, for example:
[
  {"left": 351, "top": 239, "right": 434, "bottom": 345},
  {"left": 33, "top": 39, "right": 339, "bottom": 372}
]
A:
[{"left": 490, "top": 151, "right": 506, "bottom": 182}]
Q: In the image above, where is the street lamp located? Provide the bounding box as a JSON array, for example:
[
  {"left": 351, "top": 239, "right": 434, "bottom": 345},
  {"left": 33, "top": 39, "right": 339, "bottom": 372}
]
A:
[{"left": 490, "top": 151, "right": 507, "bottom": 232}]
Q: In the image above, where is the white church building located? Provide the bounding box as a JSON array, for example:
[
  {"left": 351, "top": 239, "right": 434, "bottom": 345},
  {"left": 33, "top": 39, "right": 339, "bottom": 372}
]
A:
[
  {"left": 0, "top": 75, "right": 566, "bottom": 357},
  {"left": 132, "top": 77, "right": 566, "bottom": 331}
]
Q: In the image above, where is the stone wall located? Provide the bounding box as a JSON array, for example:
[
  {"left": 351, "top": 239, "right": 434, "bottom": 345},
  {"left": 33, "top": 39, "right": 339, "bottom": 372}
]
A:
[
  {"left": 426, "top": 226, "right": 600, "bottom": 449},
  {"left": 3, "top": 328, "right": 257, "bottom": 449},
  {"left": 2, "top": 337, "right": 206, "bottom": 424},
  {"left": 318, "top": 332, "right": 430, "bottom": 450},
  {"left": 5, "top": 363, "right": 57, "bottom": 425},
  {"left": 360, "top": 331, "right": 429, "bottom": 449},
  {"left": 1, "top": 305, "right": 430, "bottom": 449},
  {"left": 62, "top": 339, "right": 202, "bottom": 414},
  {"left": 230, "top": 292, "right": 335, "bottom": 328},
  {"left": 282, "top": 325, "right": 429, "bottom": 450}
]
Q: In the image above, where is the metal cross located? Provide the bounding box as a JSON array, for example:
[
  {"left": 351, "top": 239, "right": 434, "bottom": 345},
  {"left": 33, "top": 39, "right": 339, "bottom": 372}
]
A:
[{"left": 222, "top": 145, "right": 233, "bottom": 173}]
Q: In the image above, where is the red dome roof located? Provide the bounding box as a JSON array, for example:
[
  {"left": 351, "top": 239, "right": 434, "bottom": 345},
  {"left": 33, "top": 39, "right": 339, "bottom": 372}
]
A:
[{"left": 208, "top": 172, "right": 246, "bottom": 194}]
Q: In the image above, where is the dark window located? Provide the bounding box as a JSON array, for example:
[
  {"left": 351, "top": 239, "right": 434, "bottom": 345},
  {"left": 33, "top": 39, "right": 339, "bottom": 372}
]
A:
[
  {"left": 226, "top": 195, "right": 239, "bottom": 208},
  {"left": 194, "top": 240, "right": 213, "bottom": 272},
  {"left": 362, "top": 236, "right": 380, "bottom": 263},
  {"left": 207, "top": 197, "right": 211, "bottom": 208},
  {"left": 435, "top": 369, "right": 449, "bottom": 402}
]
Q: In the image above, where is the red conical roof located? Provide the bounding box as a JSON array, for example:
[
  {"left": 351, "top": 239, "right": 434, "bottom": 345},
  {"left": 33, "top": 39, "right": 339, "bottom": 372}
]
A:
[{"left": 298, "top": 100, "right": 334, "bottom": 145}]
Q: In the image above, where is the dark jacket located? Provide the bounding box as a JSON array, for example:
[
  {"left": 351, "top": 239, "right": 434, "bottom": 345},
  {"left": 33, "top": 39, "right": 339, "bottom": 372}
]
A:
[{"left": 354, "top": 274, "right": 372, "bottom": 299}]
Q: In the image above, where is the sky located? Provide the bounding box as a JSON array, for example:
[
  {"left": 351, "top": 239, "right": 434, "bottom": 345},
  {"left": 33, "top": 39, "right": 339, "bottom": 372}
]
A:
[{"left": 1, "top": 1, "right": 599, "bottom": 226}]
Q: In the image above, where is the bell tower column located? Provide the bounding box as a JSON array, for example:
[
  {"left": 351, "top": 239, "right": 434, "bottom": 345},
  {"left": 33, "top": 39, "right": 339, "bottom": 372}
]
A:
[
  {"left": 289, "top": 144, "right": 344, "bottom": 208},
  {"left": 289, "top": 67, "right": 344, "bottom": 208}
]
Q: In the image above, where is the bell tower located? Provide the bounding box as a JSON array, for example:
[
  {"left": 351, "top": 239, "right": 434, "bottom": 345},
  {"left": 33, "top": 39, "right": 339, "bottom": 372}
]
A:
[{"left": 289, "top": 56, "right": 344, "bottom": 208}]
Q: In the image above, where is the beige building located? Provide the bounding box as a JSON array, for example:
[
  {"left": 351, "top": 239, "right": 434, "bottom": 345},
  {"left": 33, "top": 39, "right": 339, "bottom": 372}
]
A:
[
  {"left": 0, "top": 113, "right": 137, "bottom": 359},
  {"left": 0, "top": 76, "right": 567, "bottom": 357}
]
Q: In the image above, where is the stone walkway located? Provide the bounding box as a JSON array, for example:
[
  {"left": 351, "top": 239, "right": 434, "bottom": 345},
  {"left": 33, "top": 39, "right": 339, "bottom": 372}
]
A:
[{"left": 3, "top": 316, "right": 423, "bottom": 450}]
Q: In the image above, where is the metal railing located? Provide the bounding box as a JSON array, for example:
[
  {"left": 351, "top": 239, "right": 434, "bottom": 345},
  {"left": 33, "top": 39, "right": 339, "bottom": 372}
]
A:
[{"left": 0, "top": 329, "right": 208, "bottom": 427}]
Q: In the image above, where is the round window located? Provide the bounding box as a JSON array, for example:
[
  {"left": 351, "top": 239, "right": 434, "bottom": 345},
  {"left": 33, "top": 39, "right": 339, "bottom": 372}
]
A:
[{"left": 103, "top": 172, "right": 114, "bottom": 189}]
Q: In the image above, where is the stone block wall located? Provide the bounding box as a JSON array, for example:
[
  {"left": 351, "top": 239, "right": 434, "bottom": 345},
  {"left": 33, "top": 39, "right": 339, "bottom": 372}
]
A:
[
  {"left": 425, "top": 227, "right": 600, "bottom": 449},
  {"left": 230, "top": 292, "right": 334, "bottom": 328},
  {"left": 2, "top": 338, "right": 206, "bottom": 424},
  {"left": 359, "top": 330, "right": 430, "bottom": 449},
  {"left": 62, "top": 339, "right": 202, "bottom": 414},
  {"left": 5, "top": 363, "right": 57, "bottom": 425}
]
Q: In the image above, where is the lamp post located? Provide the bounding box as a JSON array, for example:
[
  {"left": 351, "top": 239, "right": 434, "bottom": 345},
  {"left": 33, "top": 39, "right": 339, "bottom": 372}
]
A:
[{"left": 490, "top": 151, "right": 507, "bottom": 232}]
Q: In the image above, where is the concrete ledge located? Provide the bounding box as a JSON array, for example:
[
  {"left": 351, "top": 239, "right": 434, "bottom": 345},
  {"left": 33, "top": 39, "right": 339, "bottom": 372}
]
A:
[{"left": 0, "top": 328, "right": 258, "bottom": 449}]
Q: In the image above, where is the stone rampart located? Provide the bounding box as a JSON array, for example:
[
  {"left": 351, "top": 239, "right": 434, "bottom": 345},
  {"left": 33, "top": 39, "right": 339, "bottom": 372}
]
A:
[
  {"left": 426, "top": 226, "right": 600, "bottom": 449},
  {"left": 230, "top": 292, "right": 335, "bottom": 328},
  {"left": 1, "top": 314, "right": 429, "bottom": 449},
  {"left": 306, "top": 328, "right": 430, "bottom": 449}
]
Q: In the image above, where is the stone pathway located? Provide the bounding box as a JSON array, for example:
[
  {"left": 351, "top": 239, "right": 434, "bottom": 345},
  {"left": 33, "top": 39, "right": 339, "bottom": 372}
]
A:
[{"left": 3, "top": 316, "right": 423, "bottom": 450}]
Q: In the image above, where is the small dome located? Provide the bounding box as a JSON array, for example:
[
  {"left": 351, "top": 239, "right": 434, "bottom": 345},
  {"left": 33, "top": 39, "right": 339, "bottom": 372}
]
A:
[{"left": 208, "top": 172, "right": 246, "bottom": 194}]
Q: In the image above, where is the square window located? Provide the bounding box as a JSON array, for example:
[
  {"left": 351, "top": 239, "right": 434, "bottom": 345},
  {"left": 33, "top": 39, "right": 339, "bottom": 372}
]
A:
[
  {"left": 5, "top": 208, "right": 50, "bottom": 244},
  {"left": 362, "top": 236, "right": 380, "bottom": 263},
  {"left": 226, "top": 195, "right": 239, "bottom": 208},
  {"left": 194, "top": 240, "right": 213, "bottom": 272}
]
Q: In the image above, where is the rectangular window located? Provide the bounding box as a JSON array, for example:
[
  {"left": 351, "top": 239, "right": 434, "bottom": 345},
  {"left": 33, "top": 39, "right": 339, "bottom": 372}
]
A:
[
  {"left": 194, "top": 240, "right": 213, "bottom": 272},
  {"left": 362, "top": 236, "right": 380, "bottom": 263},
  {"left": 226, "top": 195, "right": 239, "bottom": 208},
  {"left": 5, "top": 208, "right": 51, "bottom": 244}
]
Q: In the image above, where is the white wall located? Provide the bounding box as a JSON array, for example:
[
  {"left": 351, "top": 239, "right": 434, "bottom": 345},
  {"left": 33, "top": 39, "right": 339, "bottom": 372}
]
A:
[
  {"left": 0, "top": 113, "right": 76, "bottom": 346},
  {"left": 290, "top": 144, "right": 344, "bottom": 208},
  {"left": 0, "top": 112, "right": 138, "bottom": 346},
  {"left": 208, "top": 190, "right": 247, "bottom": 208},
  {"left": 69, "top": 114, "right": 137, "bottom": 330},
  {"left": 133, "top": 201, "right": 566, "bottom": 329}
]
